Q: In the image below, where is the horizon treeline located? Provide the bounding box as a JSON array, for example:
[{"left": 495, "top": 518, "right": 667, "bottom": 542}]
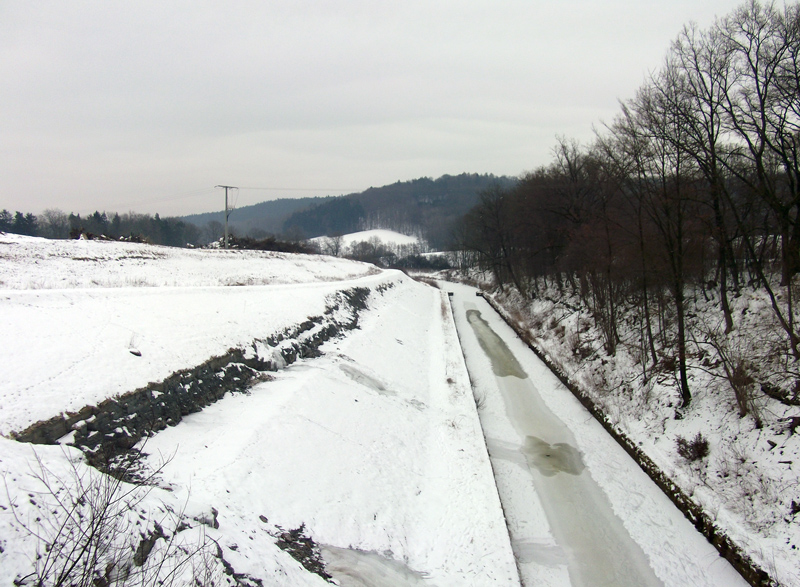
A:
[
  {"left": 456, "top": 0, "right": 799, "bottom": 410},
  {"left": 0, "top": 208, "right": 203, "bottom": 247}
]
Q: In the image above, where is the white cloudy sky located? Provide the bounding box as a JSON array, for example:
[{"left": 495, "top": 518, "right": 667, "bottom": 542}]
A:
[{"left": 1, "top": 1, "right": 745, "bottom": 216}]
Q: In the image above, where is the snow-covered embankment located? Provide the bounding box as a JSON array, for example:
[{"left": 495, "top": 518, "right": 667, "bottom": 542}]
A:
[{"left": 0, "top": 235, "right": 519, "bottom": 585}]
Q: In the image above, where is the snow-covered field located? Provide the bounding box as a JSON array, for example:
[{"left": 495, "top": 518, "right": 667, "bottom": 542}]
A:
[
  {"left": 0, "top": 234, "right": 381, "bottom": 436},
  {"left": 311, "top": 229, "right": 422, "bottom": 251},
  {"left": 0, "top": 235, "right": 517, "bottom": 585},
  {"left": 0, "top": 233, "right": 377, "bottom": 290}
]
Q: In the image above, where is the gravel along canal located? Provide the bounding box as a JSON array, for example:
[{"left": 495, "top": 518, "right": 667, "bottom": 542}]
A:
[{"left": 446, "top": 283, "right": 747, "bottom": 587}]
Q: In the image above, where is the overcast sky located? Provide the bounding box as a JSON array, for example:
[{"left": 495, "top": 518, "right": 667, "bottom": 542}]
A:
[{"left": 1, "top": 1, "right": 746, "bottom": 217}]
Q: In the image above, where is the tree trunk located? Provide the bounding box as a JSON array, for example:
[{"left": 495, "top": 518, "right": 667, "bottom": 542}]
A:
[{"left": 674, "top": 283, "right": 692, "bottom": 407}]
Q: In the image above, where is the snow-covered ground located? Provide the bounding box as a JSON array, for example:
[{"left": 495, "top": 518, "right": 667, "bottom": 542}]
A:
[
  {"left": 0, "top": 233, "right": 376, "bottom": 290},
  {"left": 0, "top": 234, "right": 380, "bottom": 436},
  {"left": 0, "top": 235, "right": 518, "bottom": 585},
  {"left": 2, "top": 234, "right": 780, "bottom": 586},
  {"left": 311, "top": 229, "right": 421, "bottom": 249},
  {"left": 134, "top": 274, "right": 518, "bottom": 586}
]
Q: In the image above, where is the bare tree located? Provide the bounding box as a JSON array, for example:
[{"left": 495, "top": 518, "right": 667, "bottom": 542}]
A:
[
  {"left": 322, "top": 234, "right": 345, "bottom": 257},
  {"left": 673, "top": 22, "right": 740, "bottom": 332},
  {"left": 460, "top": 185, "right": 524, "bottom": 292},
  {"left": 203, "top": 220, "right": 224, "bottom": 244},
  {"left": 630, "top": 64, "right": 698, "bottom": 407},
  {"left": 718, "top": 0, "right": 800, "bottom": 284},
  {"left": 39, "top": 208, "right": 71, "bottom": 239}
]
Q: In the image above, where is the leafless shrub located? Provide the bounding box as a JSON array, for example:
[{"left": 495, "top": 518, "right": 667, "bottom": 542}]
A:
[
  {"left": 472, "top": 386, "right": 487, "bottom": 411},
  {"left": 582, "top": 363, "right": 608, "bottom": 393},
  {"left": 186, "top": 538, "right": 225, "bottom": 587},
  {"left": 676, "top": 432, "right": 710, "bottom": 462},
  {"left": 413, "top": 276, "right": 439, "bottom": 289},
  {"left": 565, "top": 331, "right": 580, "bottom": 354},
  {"left": 714, "top": 440, "right": 782, "bottom": 533},
  {"left": 630, "top": 376, "right": 656, "bottom": 420},
  {"left": 716, "top": 439, "right": 748, "bottom": 480},
  {"left": 694, "top": 323, "right": 763, "bottom": 427},
  {"left": 6, "top": 448, "right": 219, "bottom": 587},
  {"left": 507, "top": 306, "right": 527, "bottom": 327},
  {"left": 529, "top": 313, "right": 545, "bottom": 331}
]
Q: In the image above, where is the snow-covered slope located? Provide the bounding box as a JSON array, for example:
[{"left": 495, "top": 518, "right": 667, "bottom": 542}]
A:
[
  {"left": 0, "top": 234, "right": 379, "bottom": 435},
  {"left": 0, "top": 235, "right": 518, "bottom": 585},
  {"left": 311, "top": 229, "right": 421, "bottom": 249}
]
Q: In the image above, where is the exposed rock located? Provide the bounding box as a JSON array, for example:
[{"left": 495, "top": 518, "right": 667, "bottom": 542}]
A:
[
  {"left": 133, "top": 522, "right": 164, "bottom": 567},
  {"left": 275, "top": 524, "right": 332, "bottom": 583}
]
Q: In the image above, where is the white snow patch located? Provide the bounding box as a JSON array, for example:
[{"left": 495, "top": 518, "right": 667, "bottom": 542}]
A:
[{"left": 311, "top": 229, "right": 420, "bottom": 248}]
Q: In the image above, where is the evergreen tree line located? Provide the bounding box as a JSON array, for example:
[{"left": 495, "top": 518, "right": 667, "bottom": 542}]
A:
[
  {"left": 456, "top": 0, "right": 800, "bottom": 410},
  {"left": 0, "top": 208, "right": 201, "bottom": 247}
]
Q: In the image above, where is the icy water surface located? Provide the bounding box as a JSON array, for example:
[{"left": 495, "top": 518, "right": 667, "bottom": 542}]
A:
[{"left": 465, "top": 307, "right": 662, "bottom": 587}]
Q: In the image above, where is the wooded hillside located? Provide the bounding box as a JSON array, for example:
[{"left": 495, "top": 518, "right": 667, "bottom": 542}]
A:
[{"left": 457, "top": 0, "right": 800, "bottom": 410}]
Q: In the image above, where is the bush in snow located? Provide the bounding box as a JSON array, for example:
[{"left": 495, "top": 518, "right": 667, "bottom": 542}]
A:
[{"left": 676, "top": 433, "right": 710, "bottom": 463}]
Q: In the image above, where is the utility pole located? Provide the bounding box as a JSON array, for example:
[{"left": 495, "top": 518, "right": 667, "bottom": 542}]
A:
[{"left": 215, "top": 185, "right": 237, "bottom": 249}]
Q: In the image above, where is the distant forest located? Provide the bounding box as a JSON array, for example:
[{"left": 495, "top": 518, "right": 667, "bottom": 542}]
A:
[
  {"left": 1, "top": 173, "right": 514, "bottom": 249},
  {"left": 181, "top": 195, "right": 333, "bottom": 241},
  {"left": 0, "top": 209, "right": 202, "bottom": 247},
  {"left": 179, "top": 173, "right": 516, "bottom": 249},
  {"left": 281, "top": 173, "right": 517, "bottom": 249}
]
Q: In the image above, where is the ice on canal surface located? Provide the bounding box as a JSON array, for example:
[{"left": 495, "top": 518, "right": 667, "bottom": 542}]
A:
[{"left": 464, "top": 305, "right": 662, "bottom": 587}]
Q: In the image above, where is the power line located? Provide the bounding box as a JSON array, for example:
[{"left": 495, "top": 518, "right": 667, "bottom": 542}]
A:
[
  {"left": 99, "top": 185, "right": 355, "bottom": 218},
  {"left": 113, "top": 187, "right": 218, "bottom": 210},
  {"left": 237, "top": 186, "right": 358, "bottom": 192}
]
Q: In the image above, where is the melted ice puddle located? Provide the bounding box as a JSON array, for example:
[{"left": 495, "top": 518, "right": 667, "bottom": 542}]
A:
[{"left": 321, "top": 545, "right": 435, "bottom": 587}]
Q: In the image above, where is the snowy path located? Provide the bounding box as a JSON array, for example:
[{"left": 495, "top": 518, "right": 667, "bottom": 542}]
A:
[{"left": 446, "top": 282, "right": 747, "bottom": 587}]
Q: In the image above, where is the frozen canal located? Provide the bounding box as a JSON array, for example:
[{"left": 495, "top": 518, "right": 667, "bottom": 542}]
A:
[{"left": 446, "top": 283, "right": 747, "bottom": 587}]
